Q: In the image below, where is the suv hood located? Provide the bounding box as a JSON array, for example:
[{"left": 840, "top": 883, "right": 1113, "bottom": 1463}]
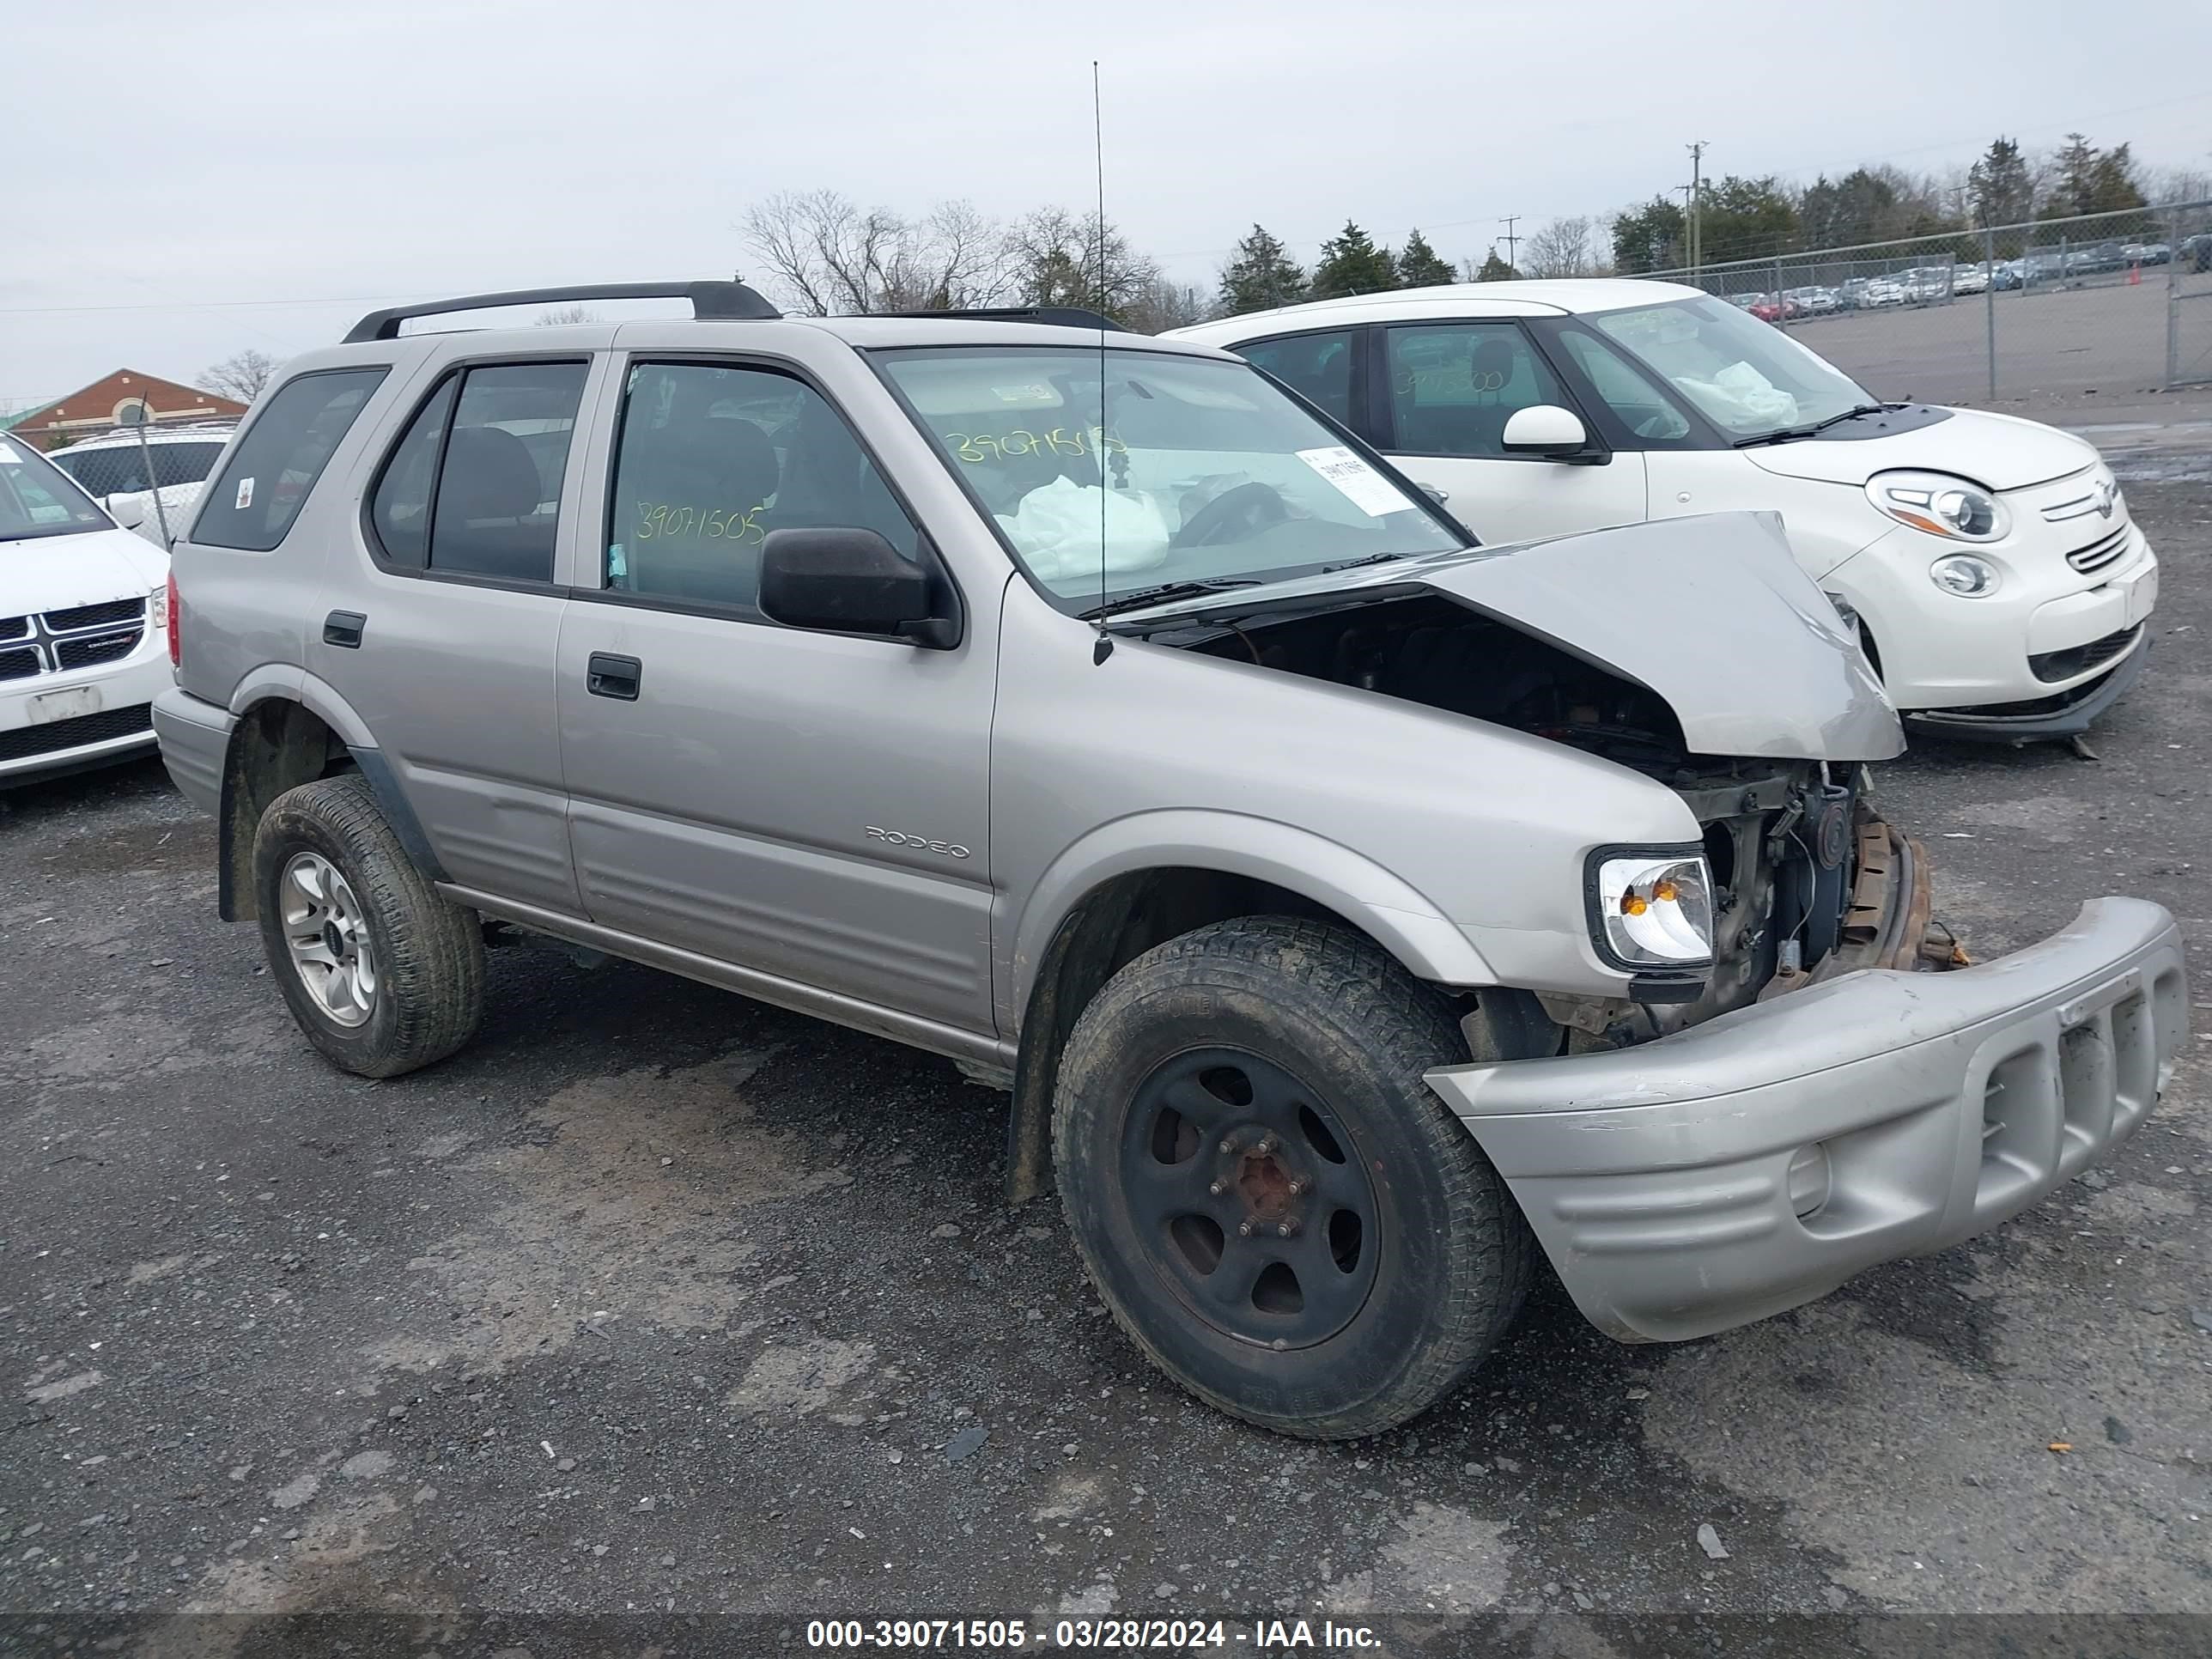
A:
[
  {"left": 0, "top": 526, "right": 167, "bottom": 614},
  {"left": 1116, "top": 510, "right": 1903, "bottom": 763},
  {"left": 1742, "top": 405, "right": 2097, "bottom": 491}
]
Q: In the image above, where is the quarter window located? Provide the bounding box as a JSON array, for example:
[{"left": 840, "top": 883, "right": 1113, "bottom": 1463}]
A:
[
  {"left": 1237, "top": 331, "right": 1356, "bottom": 425},
  {"left": 605, "top": 362, "right": 917, "bottom": 613},
  {"left": 368, "top": 362, "right": 586, "bottom": 583},
  {"left": 194, "top": 369, "right": 387, "bottom": 550},
  {"left": 1383, "top": 324, "right": 1567, "bottom": 459}
]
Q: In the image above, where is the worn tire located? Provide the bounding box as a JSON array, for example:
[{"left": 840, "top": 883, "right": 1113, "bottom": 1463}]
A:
[
  {"left": 252, "top": 773, "right": 483, "bottom": 1079},
  {"left": 1053, "top": 915, "right": 1533, "bottom": 1439}
]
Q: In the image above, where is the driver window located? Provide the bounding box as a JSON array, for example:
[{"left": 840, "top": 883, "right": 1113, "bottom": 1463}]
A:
[
  {"left": 1383, "top": 324, "right": 1567, "bottom": 459},
  {"left": 606, "top": 362, "right": 918, "bottom": 614},
  {"left": 1237, "top": 331, "right": 1355, "bottom": 425},
  {"left": 1557, "top": 331, "right": 1694, "bottom": 444}
]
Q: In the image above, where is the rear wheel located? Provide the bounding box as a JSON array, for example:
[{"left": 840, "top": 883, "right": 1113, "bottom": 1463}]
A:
[
  {"left": 1053, "top": 915, "right": 1532, "bottom": 1438},
  {"left": 252, "top": 773, "right": 483, "bottom": 1078}
]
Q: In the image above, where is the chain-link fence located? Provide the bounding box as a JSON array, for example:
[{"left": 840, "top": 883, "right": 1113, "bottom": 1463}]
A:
[{"left": 1638, "top": 201, "right": 2212, "bottom": 405}]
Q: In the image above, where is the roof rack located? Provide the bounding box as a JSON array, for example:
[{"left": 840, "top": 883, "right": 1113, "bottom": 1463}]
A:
[
  {"left": 896, "top": 307, "right": 1127, "bottom": 331},
  {"left": 343, "top": 281, "right": 780, "bottom": 343}
]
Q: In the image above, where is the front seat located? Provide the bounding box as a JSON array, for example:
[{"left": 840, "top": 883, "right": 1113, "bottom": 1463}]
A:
[
  {"left": 432, "top": 426, "right": 553, "bottom": 580},
  {"left": 619, "top": 377, "right": 781, "bottom": 605}
]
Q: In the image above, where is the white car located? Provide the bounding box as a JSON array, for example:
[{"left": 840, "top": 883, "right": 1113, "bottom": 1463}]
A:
[
  {"left": 1953, "top": 263, "right": 1991, "bottom": 296},
  {"left": 46, "top": 422, "right": 234, "bottom": 548},
  {"left": 1170, "top": 280, "right": 2158, "bottom": 740},
  {"left": 0, "top": 433, "right": 173, "bottom": 783},
  {"left": 1859, "top": 279, "right": 1908, "bottom": 307}
]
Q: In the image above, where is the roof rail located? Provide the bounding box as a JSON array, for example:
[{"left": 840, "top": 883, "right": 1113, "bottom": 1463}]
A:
[
  {"left": 342, "top": 281, "right": 780, "bottom": 343},
  {"left": 896, "top": 307, "right": 1127, "bottom": 332}
]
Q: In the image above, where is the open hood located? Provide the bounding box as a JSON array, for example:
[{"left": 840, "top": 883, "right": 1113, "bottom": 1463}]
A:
[
  {"left": 1115, "top": 511, "right": 1904, "bottom": 763},
  {"left": 1741, "top": 405, "right": 2099, "bottom": 491}
]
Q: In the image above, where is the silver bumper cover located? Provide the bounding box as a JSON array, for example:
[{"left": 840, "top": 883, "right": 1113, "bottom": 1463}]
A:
[
  {"left": 151, "top": 685, "right": 234, "bottom": 817},
  {"left": 1426, "top": 898, "right": 2188, "bottom": 1342}
]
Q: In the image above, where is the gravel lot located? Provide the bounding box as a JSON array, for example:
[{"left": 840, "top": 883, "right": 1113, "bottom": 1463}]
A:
[{"left": 3, "top": 445, "right": 2208, "bottom": 1653}]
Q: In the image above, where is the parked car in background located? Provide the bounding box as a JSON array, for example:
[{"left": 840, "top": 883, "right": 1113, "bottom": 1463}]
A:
[
  {"left": 1859, "top": 278, "right": 1908, "bottom": 307},
  {"left": 2121, "top": 242, "right": 2172, "bottom": 266},
  {"left": 155, "top": 281, "right": 2188, "bottom": 1439},
  {"left": 1176, "top": 278, "right": 2160, "bottom": 743},
  {"left": 47, "top": 422, "right": 234, "bottom": 548},
  {"left": 1952, "top": 263, "right": 1991, "bottom": 295},
  {"left": 0, "top": 432, "right": 172, "bottom": 783}
]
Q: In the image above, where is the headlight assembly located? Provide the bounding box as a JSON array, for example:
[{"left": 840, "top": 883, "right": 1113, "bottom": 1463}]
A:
[
  {"left": 1868, "top": 470, "right": 2009, "bottom": 542},
  {"left": 1589, "top": 851, "right": 1715, "bottom": 969}
]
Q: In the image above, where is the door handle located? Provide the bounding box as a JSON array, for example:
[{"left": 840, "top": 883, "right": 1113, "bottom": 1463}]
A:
[
  {"left": 586, "top": 652, "right": 642, "bottom": 701},
  {"left": 323, "top": 610, "right": 366, "bottom": 648}
]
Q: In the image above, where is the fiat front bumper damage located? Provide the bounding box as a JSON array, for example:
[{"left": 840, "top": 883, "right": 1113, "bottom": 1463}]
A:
[{"left": 1425, "top": 897, "right": 2188, "bottom": 1343}]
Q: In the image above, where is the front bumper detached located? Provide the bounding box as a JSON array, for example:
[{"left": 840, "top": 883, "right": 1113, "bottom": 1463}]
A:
[{"left": 1425, "top": 898, "right": 2187, "bottom": 1342}]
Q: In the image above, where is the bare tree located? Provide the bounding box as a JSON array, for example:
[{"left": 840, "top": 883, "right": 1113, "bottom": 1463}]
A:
[
  {"left": 199, "top": 349, "right": 280, "bottom": 404},
  {"left": 1005, "top": 208, "right": 1161, "bottom": 319},
  {"left": 534, "top": 304, "right": 601, "bottom": 325},
  {"left": 1120, "top": 276, "right": 1212, "bottom": 334},
  {"left": 741, "top": 191, "right": 1017, "bottom": 315},
  {"left": 1521, "top": 216, "right": 1599, "bottom": 279}
]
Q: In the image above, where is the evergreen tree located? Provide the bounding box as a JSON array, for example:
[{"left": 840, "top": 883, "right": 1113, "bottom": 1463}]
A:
[
  {"left": 1966, "top": 138, "right": 2033, "bottom": 229},
  {"left": 1395, "top": 228, "right": 1456, "bottom": 288},
  {"left": 1611, "top": 198, "right": 1686, "bottom": 273},
  {"left": 1217, "top": 225, "right": 1308, "bottom": 314},
  {"left": 1474, "top": 249, "right": 1518, "bottom": 282},
  {"left": 1310, "top": 222, "right": 1398, "bottom": 298}
]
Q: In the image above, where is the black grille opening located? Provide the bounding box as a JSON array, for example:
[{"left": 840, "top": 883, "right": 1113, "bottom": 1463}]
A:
[
  {"left": 2065, "top": 529, "right": 2130, "bottom": 574},
  {"left": 2028, "top": 624, "right": 2140, "bottom": 684},
  {"left": 0, "top": 647, "right": 38, "bottom": 682},
  {"left": 56, "top": 629, "right": 143, "bottom": 672},
  {"left": 44, "top": 597, "right": 145, "bottom": 633},
  {"left": 0, "top": 702, "right": 154, "bottom": 763},
  {"left": 0, "top": 615, "right": 27, "bottom": 642}
]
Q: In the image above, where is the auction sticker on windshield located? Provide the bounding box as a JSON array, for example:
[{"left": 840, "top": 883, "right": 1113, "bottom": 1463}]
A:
[{"left": 1296, "top": 446, "right": 1412, "bottom": 517}]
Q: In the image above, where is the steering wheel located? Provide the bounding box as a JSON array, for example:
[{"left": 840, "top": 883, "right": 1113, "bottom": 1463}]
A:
[{"left": 1171, "top": 481, "right": 1291, "bottom": 547}]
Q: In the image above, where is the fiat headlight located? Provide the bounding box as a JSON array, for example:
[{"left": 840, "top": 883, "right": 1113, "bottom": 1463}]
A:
[
  {"left": 1867, "top": 470, "right": 2009, "bottom": 542},
  {"left": 1590, "top": 852, "right": 1715, "bottom": 969}
]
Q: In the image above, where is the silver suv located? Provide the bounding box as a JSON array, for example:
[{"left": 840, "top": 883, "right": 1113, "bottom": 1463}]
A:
[{"left": 154, "top": 282, "right": 2188, "bottom": 1438}]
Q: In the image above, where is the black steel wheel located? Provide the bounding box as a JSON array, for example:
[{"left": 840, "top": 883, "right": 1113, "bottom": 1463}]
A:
[
  {"left": 1054, "top": 915, "right": 1533, "bottom": 1439},
  {"left": 1119, "top": 1048, "right": 1380, "bottom": 1351}
]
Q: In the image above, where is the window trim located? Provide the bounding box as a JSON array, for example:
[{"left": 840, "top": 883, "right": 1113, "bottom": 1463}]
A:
[
  {"left": 587, "top": 349, "right": 963, "bottom": 646},
  {"left": 1527, "top": 316, "right": 1726, "bottom": 453},
  {"left": 357, "top": 355, "right": 591, "bottom": 589},
  {"left": 861, "top": 340, "right": 1469, "bottom": 622},
  {"left": 193, "top": 366, "right": 391, "bottom": 551},
  {"left": 1372, "top": 319, "right": 1612, "bottom": 465}
]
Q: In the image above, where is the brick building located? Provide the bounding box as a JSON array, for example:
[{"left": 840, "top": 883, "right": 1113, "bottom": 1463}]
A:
[{"left": 3, "top": 370, "right": 247, "bottom": 451}]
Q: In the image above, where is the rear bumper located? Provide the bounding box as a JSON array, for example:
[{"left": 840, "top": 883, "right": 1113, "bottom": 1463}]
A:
[
  {"left": 151, "top": 684, "right": 234, "bottom": 817},
  {"left": 1425, "top": 897, "right": 2188, "bottom": 1342}
]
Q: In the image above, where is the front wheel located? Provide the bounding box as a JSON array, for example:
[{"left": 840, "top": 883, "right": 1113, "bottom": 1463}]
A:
[
  {"left": 252, "top": 773, "right": 484, "bottom": 1078},
  {"left": 1052, "top": 915, "right": 1532, "bottom": 1438}
]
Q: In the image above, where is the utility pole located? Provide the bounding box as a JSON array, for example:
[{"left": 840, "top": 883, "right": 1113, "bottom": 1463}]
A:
[
  {"left": 1686, "top": 141, "right": 1707, "bottom": 274},
  {"left": 1675, "top": 184, "right": 1695, "bottom": 272},
  {"left": 1499, "top": 216, "right": 1521, "bottom": 271}
]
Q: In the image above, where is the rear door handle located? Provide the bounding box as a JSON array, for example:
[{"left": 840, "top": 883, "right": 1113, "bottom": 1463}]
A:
[
  {"left": 586, "top": 652, "right": 642, "bottom": 701},
  {"left": 323, "top": 611, "right": 366, "bottom": 648}
]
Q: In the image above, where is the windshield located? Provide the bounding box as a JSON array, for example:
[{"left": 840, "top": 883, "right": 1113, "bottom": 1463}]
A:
[
  {"left": 874, "top": 346, "right": 1462, "bottom": 610},
  {"left": 1589, "top": 297, "right": 1877, "bottom": 439},
  {"left": 0, "top": 436, "right": 111, "bottom": 542}
]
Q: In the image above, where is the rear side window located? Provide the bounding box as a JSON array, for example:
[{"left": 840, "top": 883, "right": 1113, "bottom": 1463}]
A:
[
  {"left": 194, "top": 370, "right": 386, "bottom": 550},
  {"left": 1237, "top": 331, "right": 1356, "bottom": 425},
  {"left": 368, "top": 362, "right": 586, "bottom": 584}
]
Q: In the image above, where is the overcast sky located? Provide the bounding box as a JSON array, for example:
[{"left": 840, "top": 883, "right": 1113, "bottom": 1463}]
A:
[{"left": 7, "top": 0, "right": 2208, "bottom": 410}]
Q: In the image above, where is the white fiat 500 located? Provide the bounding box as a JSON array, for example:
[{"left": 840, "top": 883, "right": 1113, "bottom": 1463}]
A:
[
  {"left": 1173, "top": 282, "right": 2158, "bottom": 740},
  {"left": 0, "top": 434, "right": 173, "bottom": 783}
]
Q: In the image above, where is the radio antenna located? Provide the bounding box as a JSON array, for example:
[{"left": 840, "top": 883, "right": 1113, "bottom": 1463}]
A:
[{"left": 1091, "top": 58, "right": 1113, "bottom": 665}]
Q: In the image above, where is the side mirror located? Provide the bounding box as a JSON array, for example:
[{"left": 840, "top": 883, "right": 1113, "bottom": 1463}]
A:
[
  {"left": 757, "top": 526, "right": 958, "bottom": 648},
  {"left": 1501, "top": 404, "right": 1591, "bottom": 458}
]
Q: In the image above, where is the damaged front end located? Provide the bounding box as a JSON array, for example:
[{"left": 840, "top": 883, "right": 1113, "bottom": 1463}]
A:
[{"left": 1115, "top": 512, "right": 1957, "bottom": 1039}]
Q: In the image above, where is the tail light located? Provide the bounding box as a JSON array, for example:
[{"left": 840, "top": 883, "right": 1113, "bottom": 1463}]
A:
[{"left": 165, "top": 570, "right": 180, "bottom": 665}]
